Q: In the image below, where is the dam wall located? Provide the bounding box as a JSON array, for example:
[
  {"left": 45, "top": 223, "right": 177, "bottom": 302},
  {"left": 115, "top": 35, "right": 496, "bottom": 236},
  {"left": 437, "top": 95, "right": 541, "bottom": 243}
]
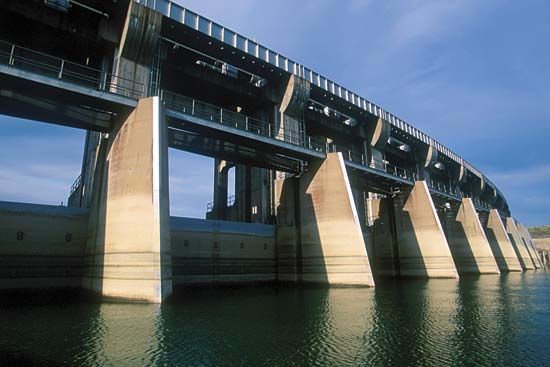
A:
[
  {"left": 171, "top": 217, "right": 276, "bottom": 285},
  {"left": 0, "top": 200, "right": 277, "bottom": 291},
  {"left": 0, "top": 201, "right": 88, "bottom": 289}
]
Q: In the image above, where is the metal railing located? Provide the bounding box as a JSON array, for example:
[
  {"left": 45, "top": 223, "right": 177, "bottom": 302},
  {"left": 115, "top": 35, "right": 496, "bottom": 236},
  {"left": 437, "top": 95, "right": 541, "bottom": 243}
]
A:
[
  {"left": 427, "top": 179, "right": 462, "bottom": 199},
  {"left": 162, "top": 90, "right": 418, "bottom": 183},
  {"left": 206, "top": 195, "right": 236, "bottom": 212},
  {"left": 69, "top": 174, "right": 82, "bottom": 197},
  {"left": 0, "top": 39, "right": 146, "bottom": 99}
]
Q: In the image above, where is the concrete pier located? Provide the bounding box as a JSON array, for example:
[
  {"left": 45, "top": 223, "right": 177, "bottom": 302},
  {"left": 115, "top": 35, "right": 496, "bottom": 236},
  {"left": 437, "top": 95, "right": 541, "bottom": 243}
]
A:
[
  {"left": 393, "top": 181, "right": 458, "bottom": 278},
  {"left": 275, "top": 153, "right": 375, "bottom": 286},
  {"left": 506, "top": 218, "right": 535, "bottom": 270},
  {"left": 444, "top": 199, "right": 500, "bottom": 274},
  {"left": 82, "top": 97, "right": 172, "bottom": 303},
  {"left": 517, "top": 223, "right": 543, "bottom": 268},
  {"left": 484, "top": 210, "right": 522, "bottom": 272}
]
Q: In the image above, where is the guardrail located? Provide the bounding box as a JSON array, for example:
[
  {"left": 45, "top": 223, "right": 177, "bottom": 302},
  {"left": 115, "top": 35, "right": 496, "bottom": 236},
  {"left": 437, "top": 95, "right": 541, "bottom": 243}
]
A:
[
  {"left": 206, "top": 195, "right": 236, "bottom": 212},
  {"left": 0, "top": 39, "right": 146, "bottom": 99},
  {"left": 162, "top": 90, "right": 417, "bottom": 183},
  {"left": 427, "top": 179, "right": 462, "bottom": 199}
]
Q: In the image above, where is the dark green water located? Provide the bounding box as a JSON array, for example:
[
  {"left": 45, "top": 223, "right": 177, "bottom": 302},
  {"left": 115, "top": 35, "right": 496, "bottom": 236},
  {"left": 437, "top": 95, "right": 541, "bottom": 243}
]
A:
[{"left": 1, "top": 272, "right": 549, "bottom": 367}]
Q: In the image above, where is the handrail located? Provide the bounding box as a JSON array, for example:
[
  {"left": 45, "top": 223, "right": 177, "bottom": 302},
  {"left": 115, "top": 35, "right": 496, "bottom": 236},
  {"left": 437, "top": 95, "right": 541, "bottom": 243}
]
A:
[
  {"left": 0, "top": 39, "right": 146, "bottom": 99},
  {"left": 162, "top": 90, "right": 417, "bottom": 183}
]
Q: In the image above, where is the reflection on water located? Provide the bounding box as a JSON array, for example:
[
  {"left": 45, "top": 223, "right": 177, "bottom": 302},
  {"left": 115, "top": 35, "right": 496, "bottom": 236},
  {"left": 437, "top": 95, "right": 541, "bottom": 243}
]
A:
[{"left": 1, "top": 272, "right": 549, "bottom": 366}]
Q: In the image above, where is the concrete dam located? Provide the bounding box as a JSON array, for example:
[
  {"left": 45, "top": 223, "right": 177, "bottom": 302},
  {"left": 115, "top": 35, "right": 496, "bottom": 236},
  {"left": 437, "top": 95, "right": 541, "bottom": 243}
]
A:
[{"left": 0, "top": 0, "right": 545, "bottom": 303}]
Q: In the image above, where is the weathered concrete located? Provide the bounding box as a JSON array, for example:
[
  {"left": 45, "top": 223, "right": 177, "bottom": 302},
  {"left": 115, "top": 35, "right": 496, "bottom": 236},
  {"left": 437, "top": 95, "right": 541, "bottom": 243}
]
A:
[
  {"left": 517, "top": 223, "right": 543, "bottom": 268},
  {"left": 483, "top": 210, "right": 522, "bottom": 272},
  {"left": 274, "top": 177, "right": 300, "bottom": 282},
  {"left": 394, "top": 181, "right": 458, "bottom": 278},
  {"left": 444, "top": 199, "right": 500, "bottom": 274},
  {"left": 275, "top": 153, "right": 375, "bottom": 286},
  {"left": 171, "top": 217, "right": 275, "bottom": 284},
  {"left": 82, "top": 97, "right": 172, "bottom": 303},
  {"left": 505, "top": 218, "right": 535, "bottom": 270},
  {"left": 369, "top": 197, "right": 399, "bottom": 277},
  {"left": 0, "top": 201, "right": 88, "bottom": 289}
]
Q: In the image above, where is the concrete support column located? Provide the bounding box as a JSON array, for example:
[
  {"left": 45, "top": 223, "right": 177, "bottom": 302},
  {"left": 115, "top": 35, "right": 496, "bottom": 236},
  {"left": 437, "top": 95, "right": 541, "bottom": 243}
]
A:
[
  {"left": 444, "top": 199, "right": 500, "bottom": 274},
  {"left": 213, "top": 159, "right": 230, "bottom": 220},
  {"left": 369, "top": 196, "right": 400, "bottom": 277},
  {"left": 83, "top": 97, "right": 172, "bottom": 303},
  {"left": 275, "top": 153, "right": 374, "bottom": 286},
  {"left": 274, "top": 177, "right": 300, "bottom": 282},
  {"left": 394, "top": 181, "right": 458, "bottom": 278},
  {"left": 517, "top": 222, "right": 543, "bottom": 268},
  {"left": 506, "top": 218, "right": 535, "bottom": 270},
  {"left": 483, "top": 210, "right": 522, "bottom": 272}
]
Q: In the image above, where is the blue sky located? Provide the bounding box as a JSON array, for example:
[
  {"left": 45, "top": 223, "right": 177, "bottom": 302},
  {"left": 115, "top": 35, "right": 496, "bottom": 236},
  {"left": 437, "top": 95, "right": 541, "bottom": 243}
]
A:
[{"left": 1, "top": 0, "right": 549, "bottom": 225}]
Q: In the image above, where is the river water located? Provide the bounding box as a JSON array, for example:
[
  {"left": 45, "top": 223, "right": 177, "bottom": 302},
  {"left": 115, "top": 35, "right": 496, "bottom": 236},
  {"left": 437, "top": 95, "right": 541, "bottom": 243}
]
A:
[{"left": 1, "top": 272, "right": 549, "bottom": 366}]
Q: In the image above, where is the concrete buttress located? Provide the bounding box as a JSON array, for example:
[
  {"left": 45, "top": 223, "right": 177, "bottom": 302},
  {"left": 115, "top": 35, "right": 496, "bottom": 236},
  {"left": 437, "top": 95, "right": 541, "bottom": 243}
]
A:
[
  {"left": 506, "top": 217, "right": 535, "bottom": 270},
  {"left": 394, "top": 181, "right": 459, "bottom": 278},
  {"left": 445, "top": 198, "right": 500, "bottom": 274},
  {"left": 483, "top": 210, "right": 522, "bottom": 272},
  {"left": 275, "top": 152, "right": 375, "bottom": 286},
  {"left": 82, "top": 97, "right": 172, "bottom": 302}
]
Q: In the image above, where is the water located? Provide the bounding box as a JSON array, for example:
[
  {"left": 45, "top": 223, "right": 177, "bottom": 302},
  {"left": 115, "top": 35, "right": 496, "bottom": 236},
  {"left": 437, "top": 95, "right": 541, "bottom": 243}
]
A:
[{"left": 1, "top": 272, "right": 549, "bottom": 366}]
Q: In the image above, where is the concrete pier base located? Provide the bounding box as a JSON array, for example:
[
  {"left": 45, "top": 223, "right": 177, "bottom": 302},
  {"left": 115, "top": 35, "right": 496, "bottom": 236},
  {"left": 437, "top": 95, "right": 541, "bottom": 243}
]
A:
[
  {"left": 82, "top": 97, "right": 172, "bottom": 303},
  {"left": 506, "top": 218, "right": 535, "bottom": 270},
  {"left": 445, "top": 199, "right": 500, "bottom": 274},
  {"left": 484, "top": 210, "right": 522, "bottom": 272},
  {"left": 394, "top": 181, "right": 458, "bottom": 278},
  {"left": 275, "top": 153, "right": 375, "bottom": 286}
]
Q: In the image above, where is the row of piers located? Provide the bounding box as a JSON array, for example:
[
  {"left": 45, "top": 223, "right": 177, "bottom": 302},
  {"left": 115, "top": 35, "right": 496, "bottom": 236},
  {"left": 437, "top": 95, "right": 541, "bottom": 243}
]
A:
[{"left": 71, "top": 95, "right": 542, "bottom": 302}]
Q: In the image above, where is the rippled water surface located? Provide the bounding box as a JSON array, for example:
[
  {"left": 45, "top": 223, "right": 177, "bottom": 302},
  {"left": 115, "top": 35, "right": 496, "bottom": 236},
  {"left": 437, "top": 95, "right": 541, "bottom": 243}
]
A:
[{"left": 1, "top": 272, "right": 550, "bottom": 366}]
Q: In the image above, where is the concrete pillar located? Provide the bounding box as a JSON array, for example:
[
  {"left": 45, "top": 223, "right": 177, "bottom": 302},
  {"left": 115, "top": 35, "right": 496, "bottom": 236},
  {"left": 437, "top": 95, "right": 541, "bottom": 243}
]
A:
[
  {"left": 517, "top": 222, "right": 543, "bottom": 268},
  {"left": 113, "top": 2, "right": 161, "bottom": 97},
  {"left": 213, "top": 159, "right": 230, "bottom": 220},
  {"left": 505, "top": 218, "right": 535, "bottom": 270},
  {"left": 394, "top": 181, "right": 458, "bottom": 278},
  {"left": 445, "top": 199, "right": 500, "bottom": 274},
  {"left": 483, "top": 210, "right": 522, "bottom": 272},
  {"left": 275, "top": 153, "right": 374, "bottom": 286},
  {"left": 369, "top": 197, "right": 400, "bottom": 277},
  {"left": 82, "top": 97, "right": 172, "bottom": 302},
  {"left": 274, "top": 177, "right": 300, "bottom": 282}
]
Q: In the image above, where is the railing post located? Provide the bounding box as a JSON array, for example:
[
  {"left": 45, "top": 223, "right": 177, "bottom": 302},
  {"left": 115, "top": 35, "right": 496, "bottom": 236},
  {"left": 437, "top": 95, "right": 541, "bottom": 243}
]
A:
[
  {"left": 348, "top": 150, "right": 352, "bottom": 161},
  {"left": 268, "top": 123, "right": 271, "bottom": 137},
  {"left": 8, "top": 44, "right": 15, "bottom": 66},
  {"left": 245, "top": 117, "right": 249, "bottom": 131},
  {"left": 58, "top": 60, "right": 65, "bottom": 79},
  {"left": 220, "top": 108, "right": 223, "bottom": 123},
  {"left": 361, "top": 154, "right": 365, "bottom": 165},
  {"left": 192, "top": 100, "right": 195, "bottom": 115}
]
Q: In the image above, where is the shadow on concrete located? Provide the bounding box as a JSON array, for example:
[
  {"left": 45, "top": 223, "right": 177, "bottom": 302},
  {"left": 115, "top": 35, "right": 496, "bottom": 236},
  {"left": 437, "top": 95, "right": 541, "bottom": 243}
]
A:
[
  {"left": 371, "top": 196, "right": 401, "bottom": 278},
  {"left": 507, "top": 233, "right": 527, "bottom": 270},
  {"left": 484, "top": 227, "right": 510, "bottom": 271},
  {"left": 438, "top": 203, "right": 480, "bottom": 275},
  {"left": 298, "top": 159, "right": 329, "bottom": 285},
  {"left": 397, "top": 205, "right": 429, "bottom": 278}
]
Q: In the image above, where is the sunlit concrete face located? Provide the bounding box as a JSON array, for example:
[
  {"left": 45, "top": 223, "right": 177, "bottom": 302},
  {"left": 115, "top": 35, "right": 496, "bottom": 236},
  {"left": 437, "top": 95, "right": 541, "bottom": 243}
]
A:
[
  {"left": 394, "top": 181, "right": 458, "bottom": 278},
  {"left": 275, "top": 153, "right": 375, "bottom": 286},
  {"left": 484, "top": 210, "right": 523, "bottom": 272},
  {"left": 445, "top": 198, "right": 500, "bottom": 274},
  {"left": 82, "top": 97, "right": 172, "bottom": 303}
]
